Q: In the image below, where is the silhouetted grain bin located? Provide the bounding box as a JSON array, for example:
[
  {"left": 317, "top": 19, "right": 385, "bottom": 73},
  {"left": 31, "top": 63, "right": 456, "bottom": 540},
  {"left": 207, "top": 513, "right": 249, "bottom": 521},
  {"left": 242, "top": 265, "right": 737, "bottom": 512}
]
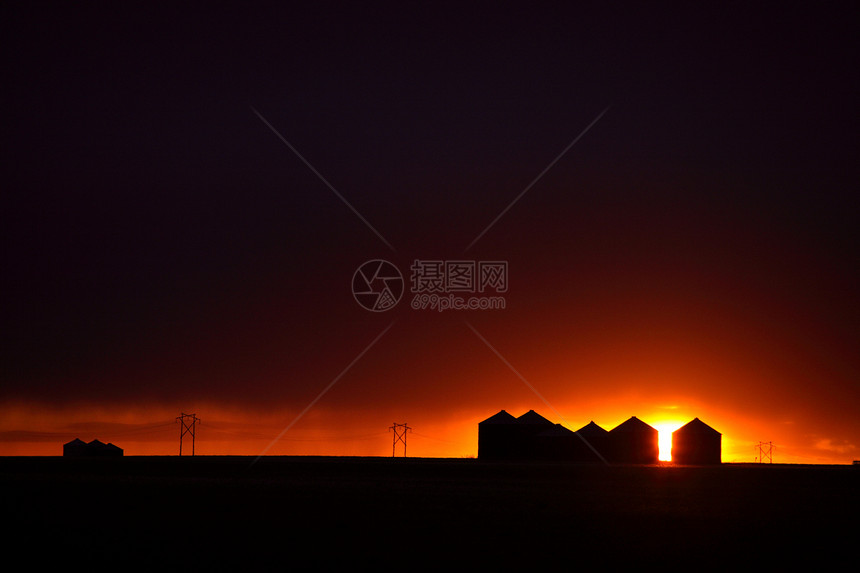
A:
[
  {"left": 535, "top": 424, "right": 580, "bottom": 461},
  {"left": 607, "top": 416, "right": 659, "bottom": 464},
  {"left": 574, "top": 421, "right": 610, "bottom": 462},
  {"left": 478, "top": 410, "right": 518, "bottom": 460},
  {"left": 515, "top": 410, "right": 555, "bottom": 460},
  {"left": 671, "top": 418, "right": 721, "bottom": 464},
  {"left": 478, "top": 409, "right": 561, "bottom": 460}
]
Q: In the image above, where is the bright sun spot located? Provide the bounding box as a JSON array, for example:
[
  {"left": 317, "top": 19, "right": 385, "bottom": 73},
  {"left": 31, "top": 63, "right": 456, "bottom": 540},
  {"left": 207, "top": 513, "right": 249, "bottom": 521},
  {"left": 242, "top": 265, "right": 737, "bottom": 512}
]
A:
[{"left": 654, "top": 422, "right": 684, "bottom": 462}]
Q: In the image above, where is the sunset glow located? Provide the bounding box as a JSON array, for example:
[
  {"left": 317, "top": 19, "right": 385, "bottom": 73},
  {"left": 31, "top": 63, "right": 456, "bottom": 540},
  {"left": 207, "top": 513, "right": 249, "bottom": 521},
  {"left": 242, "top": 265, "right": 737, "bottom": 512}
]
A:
[
  {"left": 3, "top": 7, "right": 858, "bottom": 573},
  {"left": 653, "top": 422, "right": 684, "bottom": 462},
  {"left": 2, "top": 3, "right": 857, "bottom": 469},
  {"left": 0, "top": 399, "right": 848, "bottom": 465}
]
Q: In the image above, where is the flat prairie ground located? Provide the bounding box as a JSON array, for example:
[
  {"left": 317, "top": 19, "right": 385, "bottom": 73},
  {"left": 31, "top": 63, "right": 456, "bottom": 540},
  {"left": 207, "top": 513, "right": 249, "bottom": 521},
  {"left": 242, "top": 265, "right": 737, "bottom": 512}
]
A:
[{"left": 2, "top": 456, "right": 857, "bottom": 569}]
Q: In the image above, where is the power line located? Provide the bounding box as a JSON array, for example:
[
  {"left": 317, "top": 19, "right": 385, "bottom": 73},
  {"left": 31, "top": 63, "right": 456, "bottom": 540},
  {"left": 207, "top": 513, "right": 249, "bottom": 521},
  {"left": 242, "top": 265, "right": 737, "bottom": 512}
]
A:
[{"left": 411, "top": 431, "right": 456, "bottom": 444}]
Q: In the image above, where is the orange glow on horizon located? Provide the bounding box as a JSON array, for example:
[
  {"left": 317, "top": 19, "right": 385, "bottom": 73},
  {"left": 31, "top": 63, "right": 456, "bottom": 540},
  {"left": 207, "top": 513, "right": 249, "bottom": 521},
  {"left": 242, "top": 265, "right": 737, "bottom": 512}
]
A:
[{"left": 0, "top": 399, "right": 857, "bottom": 465}]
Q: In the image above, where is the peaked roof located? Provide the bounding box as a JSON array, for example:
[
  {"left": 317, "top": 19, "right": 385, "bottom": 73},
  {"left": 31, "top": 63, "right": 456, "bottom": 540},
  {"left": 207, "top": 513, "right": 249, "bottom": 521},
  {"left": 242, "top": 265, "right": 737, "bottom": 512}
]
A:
[
  {"left": 674, "top": 417, "right": 721, "bottom": 436},
  {"left": 609, "top": 416, "right": 657, "bottom": 434},
  {"left": 64, "top": 438, "right": 87, "bottom": 446},
  {"left": 576, "top": 421, "right": 609, "bottom": 437},
  {"left": 479, "top": 410, "right": 517, "bottom": 425},
  {"left": 538, "top": 423, "right": 576, "bottom": 437},
  {"left": 516, "top": 410, "right": 554, "bottom": 425}
]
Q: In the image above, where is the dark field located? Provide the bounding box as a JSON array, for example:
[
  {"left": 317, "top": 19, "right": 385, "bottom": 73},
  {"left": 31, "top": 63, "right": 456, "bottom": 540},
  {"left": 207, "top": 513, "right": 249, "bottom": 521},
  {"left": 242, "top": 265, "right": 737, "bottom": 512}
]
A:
[{"left": 3, "top": 456, "right": 857, "bottom": 569}]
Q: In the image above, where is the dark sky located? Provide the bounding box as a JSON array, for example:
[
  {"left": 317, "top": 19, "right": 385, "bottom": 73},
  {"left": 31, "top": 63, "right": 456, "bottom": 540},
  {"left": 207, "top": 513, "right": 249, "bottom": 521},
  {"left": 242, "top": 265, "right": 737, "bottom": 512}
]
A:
[{"left": 2, "top": 3, "right": 858, "bottom": 460}]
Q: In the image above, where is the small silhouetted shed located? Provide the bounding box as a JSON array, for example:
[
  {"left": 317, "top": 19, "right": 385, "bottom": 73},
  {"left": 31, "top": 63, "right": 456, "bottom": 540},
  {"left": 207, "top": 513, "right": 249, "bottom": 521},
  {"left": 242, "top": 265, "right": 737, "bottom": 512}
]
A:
[
  {"left": 88, "top": 440, "right": 123, "bottom": 457},
  {"left": 63, "top": 438, "right": 88, "bottom": 457},
  {"left": 63, "top": 438, "right": 123, "bottom": 458}
]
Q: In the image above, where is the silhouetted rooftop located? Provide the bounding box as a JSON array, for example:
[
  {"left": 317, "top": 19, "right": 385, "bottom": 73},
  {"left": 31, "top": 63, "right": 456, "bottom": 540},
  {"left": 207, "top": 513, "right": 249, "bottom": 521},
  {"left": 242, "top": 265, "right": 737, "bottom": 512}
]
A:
[
  {"left": 479, "top": 410, "right": 517, "bottom": 425},
  {"left": 538, "top": 424, "right": 576, "bottom": 437},
  {"left": 576, "top": 421, "right": 609, "bottom": 437},
  {"left": 609, "top": 416, "right": 657, "bottom": 434},
  {"left": 516, "top": 410, "right": 554, "bottom": 425},
  {"left": 673, "top": 417, "right": 721, "bottom": 436}
]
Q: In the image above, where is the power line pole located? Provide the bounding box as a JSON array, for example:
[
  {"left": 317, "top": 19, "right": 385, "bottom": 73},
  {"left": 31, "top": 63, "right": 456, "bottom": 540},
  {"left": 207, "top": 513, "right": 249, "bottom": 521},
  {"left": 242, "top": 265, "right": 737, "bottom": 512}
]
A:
[
  {"left": 389, "top": 423, "right": 412, "bottom": 457},
  {"left": 755, "top": 441, "right": 773, "bottom": 464},
  {"left": 177, "top": 413, "right": 200, "bottom": 456}
]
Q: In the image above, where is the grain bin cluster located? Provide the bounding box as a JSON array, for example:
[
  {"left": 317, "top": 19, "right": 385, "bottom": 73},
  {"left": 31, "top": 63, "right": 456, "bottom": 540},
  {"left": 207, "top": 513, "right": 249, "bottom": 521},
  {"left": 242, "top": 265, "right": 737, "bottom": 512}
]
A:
[{"left": 478, "top": 410, "right": 721, "bottom": 464}]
